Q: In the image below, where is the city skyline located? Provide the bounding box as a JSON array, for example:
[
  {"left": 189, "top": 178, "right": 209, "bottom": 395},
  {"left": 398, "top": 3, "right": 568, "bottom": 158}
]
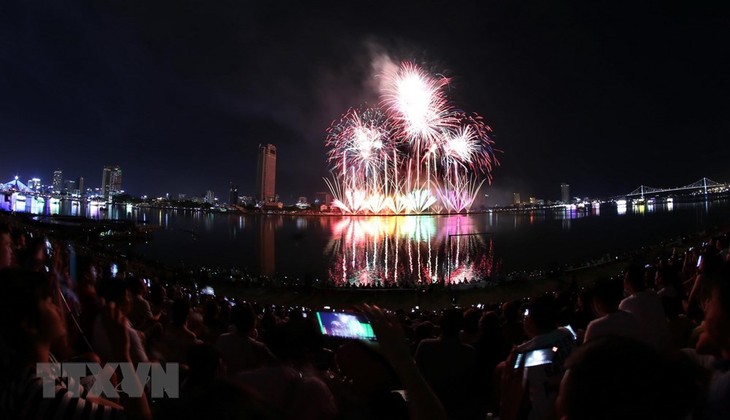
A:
[{"left": 1, "top": 1, "right": 729, "bottom": 202}]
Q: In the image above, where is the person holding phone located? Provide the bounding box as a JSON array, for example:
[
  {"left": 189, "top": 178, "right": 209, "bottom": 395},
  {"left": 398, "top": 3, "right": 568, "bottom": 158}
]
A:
[
  {"left": 500, "top": 293, "right": 575, "bottom": 420},
  {"left": 360, "top": 304, "right": 447, "bottom": 420}
]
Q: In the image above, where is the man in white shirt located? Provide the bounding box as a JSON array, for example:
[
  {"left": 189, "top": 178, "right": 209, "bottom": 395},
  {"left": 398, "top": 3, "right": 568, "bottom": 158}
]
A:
[
  {"left": 584, "top": 277, "right": 641, "bottom": 343},
  {"left": 619, "top": 265, "right": 672, "bottom": 353}
]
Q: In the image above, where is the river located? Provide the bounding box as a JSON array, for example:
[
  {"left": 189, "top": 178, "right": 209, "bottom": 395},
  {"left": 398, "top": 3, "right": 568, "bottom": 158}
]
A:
[{"left": 4, "top": 194, "right": 729, "bottom": 286}]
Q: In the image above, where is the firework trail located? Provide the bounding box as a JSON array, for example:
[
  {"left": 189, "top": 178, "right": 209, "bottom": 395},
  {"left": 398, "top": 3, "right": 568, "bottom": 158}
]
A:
[{"left": 325, "top": 60, "right": 500, "bottom": 214}]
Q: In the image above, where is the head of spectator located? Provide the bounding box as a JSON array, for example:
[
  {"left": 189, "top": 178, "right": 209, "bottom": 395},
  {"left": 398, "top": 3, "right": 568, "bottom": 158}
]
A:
[
  {"left": 231, "top": 302, "right": 257, "bottom": 337},
  {"left": 700, "top": 263, "right": 730, "bottom": 356},
  {"left": 0, "top": 225, "right": 13, "bottom": 269},
  {"left": 203, "top": 300, "right": 220, "bottom": 324},
  {"left": 502, "top": 299, "right": 522, "bottom": 324},
  {"left": 591, "top": 277, "right": 624, "bottom": 317},
  {"left": 413, "top": 320, "right": 435, "bottom": 346},
  {"left": 439, "top": 308, "right": 464, "bottom": 339},
  {"left": 184, "top": 343, "right": 223, "bottom": 389},
  {"left": 0, "top": 268, "right": 64, "bottom": 370},
  {"left": 523, "top": 293, "right": 558, "bottom": 338},
  {"left": 97, "top": 276, "right": 132, "bottom": 315},
  {"left": 171, "top": 298, "right": 191, "bottom": 328},
  {"left": 267, "top": 318, "right": 321, "bottom": 368},
  {"left": 643, "top": 264, "right": 657, "bottom": 290},
  {"left": 557, "top": 336, "right": 696, "bottom": 420},
  {"left": 125, "top": 274, "right": 146, "bottom": 297},
  {"left": 714, "top": 235, "right": 729, "bottom": 254},
  {"left": 218, "top": 298, "right": 232, "bottom": 325},
  {"left": 335, "top": 339, "right": 400, "bottom": 397},
  {"left": 479, "top": 310, "right": 501, "bottom": 337},
  {"left": 76, "top": 256, "right": 98, "bottom": 289},
  {"left": 623, "top": 263, "right": 646, "bottom": 295},
  {"left": 18, "top": 236, "right": 48, "bottom": 271},
  {"left": 462, "top": 307, "right": 481, "bottom": 333},
  {"left": 655, "top": 265, "right": 680, "bottom": 291},
  {"left": 149, "top": 282, "right": 167, "bottom": 307}
]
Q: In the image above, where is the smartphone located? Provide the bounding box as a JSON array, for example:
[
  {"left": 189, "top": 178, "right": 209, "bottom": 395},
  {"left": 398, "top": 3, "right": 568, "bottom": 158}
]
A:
[
  {"left": 110, "top": 263, "right": 118, "bottom": 278},
  {"left": 513, "top": 347, "right": 556, "bottom": 369},
  {"left": 315, "top": 311, "right": 376, "bottom": 341},
  {"left": 696, "top": 255, "right": 703, "bottom": 269}
]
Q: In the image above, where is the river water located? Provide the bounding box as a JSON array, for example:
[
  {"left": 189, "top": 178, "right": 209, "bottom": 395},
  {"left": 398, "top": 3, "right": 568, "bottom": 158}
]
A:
[{"left": 4, "top": 194, "right": 729, "bottom": 286}]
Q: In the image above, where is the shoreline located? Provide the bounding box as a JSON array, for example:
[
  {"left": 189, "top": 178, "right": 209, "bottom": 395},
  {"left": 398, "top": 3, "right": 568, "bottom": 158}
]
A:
[{"left": 1, "top": 209, "right": 726, "bottom": 311}]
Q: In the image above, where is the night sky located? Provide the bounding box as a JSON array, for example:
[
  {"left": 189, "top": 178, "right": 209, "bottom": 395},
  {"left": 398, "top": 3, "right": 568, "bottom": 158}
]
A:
[{"left": 1, "top": 1, "right": 729, "bottom": 205}]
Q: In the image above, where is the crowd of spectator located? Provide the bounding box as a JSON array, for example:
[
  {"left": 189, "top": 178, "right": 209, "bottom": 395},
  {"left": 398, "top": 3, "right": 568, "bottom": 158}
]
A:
[{"left": 1, "top": 219, "right": 730, "bottom": 419}]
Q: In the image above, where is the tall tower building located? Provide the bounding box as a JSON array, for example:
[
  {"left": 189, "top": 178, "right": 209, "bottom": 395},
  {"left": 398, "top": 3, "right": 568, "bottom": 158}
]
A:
[
  {"left": 513, "top": 193, "right": 521, "bottom": 205},
  {"left": 256, "top": 144, "right": 277, "bottom": 203},
  {"left": 561, "top": 183, "right": 570, "bottom": 203},
  {"left": 52, "top": 170, "right": 63, "bottom": 194},
  {"left": 77, "top": 177, "right": 85, "bottom": 197},
  {"left": 102, "top": 165, "right": 122, "bottom": 201}
]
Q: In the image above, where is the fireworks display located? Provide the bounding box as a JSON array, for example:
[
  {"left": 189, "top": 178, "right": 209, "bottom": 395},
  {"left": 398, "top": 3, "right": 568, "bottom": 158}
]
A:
[{"left": 325, "top": 60, "right": 499, "bottom": 214}]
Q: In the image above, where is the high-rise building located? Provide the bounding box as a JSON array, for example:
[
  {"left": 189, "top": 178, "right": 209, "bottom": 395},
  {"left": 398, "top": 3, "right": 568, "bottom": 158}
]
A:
[
  {"left": 256, "top": 144, "right": 277, "bottom": 203},
  {"left": 27, "top": 178, "right": 41, "bottom": 192},
  {"left": 63, "top": 180, "right": 77, "bottom": 196},
  {"left": 52, "top": 170, "right": 63, "bottom": 194},
  {"left": 78, "top": 177, "right": 85, "bottom": 197},
  {"left": 102, "top": 165, "right": 122, "bottom": 201},
  {"left": 205, "top": 190, "right": 215, "bottom": 204},
  {"left": 229, "top": 183, "right": 239, "bottom": 205},
  {"left": 561, "top": 183, "right": 570, "bottom": 203},
  {"left": 513, "top": 193, "right": 521, "bottom": 205},
  {"left": 315, "top": 191, "right": 333, "bottom": 206}
]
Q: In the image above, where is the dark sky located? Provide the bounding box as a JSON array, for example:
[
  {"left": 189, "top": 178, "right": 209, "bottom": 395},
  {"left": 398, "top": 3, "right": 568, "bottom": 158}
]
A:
[{"left": 1, "top": 1, "right": 729, "bottom": 204}]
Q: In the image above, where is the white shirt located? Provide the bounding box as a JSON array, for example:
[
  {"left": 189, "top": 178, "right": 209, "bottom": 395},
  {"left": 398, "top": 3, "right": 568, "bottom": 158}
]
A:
[
  {"left": 619, "top": 290, "right": 672, "bottom": 353},
  {"left": 584, "top": 310, "right": 642, "bottom": 343}
]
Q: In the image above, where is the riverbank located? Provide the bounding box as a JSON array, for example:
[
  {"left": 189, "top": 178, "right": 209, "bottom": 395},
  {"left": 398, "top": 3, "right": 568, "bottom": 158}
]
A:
[{"left": 1, "top": 209, "right": 727, "bottom": 311}]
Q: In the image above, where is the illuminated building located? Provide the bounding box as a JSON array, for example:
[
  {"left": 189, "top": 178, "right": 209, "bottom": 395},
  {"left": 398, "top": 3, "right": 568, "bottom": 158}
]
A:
[
  {"left": 101, "top": 165, "right": 122, "bottom": 202},
  {"left": 513, "top": 193, "right": 521, "bottom": 205},
  {"left": 27, "top": 178, "right": 41, "bottom": 192},
  {"left": 52, "top": 170, "right": 63, "bottom": 194},
  {"left": 315, "top": 191, "right": 333, "bottom": 206},
  {"left": 205, "top": 190, "right": 215, "bottom": 204},
  {"left": 256, "top": 144, "right": 277, "bottom": 203},
  {"left": 561, "top": 183, "right": 570, "bottom": 203},
  {"left": 63, "top": 180, "right": 76, "bottom": 196},
  {"left": 78, "top": 177, "right": 85, "bottom": 197}
]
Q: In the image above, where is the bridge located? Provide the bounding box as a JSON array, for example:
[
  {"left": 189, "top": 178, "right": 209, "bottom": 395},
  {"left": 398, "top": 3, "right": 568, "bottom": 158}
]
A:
[{"left": 624, "top": 177, "right": 728, "bottom": 199}]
